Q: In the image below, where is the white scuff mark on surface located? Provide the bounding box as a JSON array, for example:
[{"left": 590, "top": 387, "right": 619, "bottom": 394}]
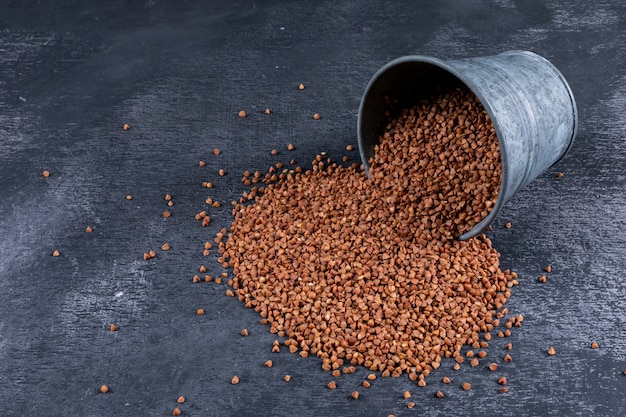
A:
[
  {"left": 493, "top": 0, "right": 516, "bottom": 9},
  {"left": 548, "top": 2, "right": 619, "bottom": 30}
]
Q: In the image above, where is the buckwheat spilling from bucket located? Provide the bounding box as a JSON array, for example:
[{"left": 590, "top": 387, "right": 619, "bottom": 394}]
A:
[{"left": 219, "top": 88, "right": 509, "bottom": 381}]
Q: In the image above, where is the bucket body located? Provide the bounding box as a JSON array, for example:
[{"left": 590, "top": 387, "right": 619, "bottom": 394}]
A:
[{"left": 357, "top": 50, "right": 578, "bottom": 240}]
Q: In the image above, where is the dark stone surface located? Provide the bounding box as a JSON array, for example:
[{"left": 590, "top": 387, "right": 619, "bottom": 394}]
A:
[{"left": 0, "top": 1, "right": 624, "bottom": 416}]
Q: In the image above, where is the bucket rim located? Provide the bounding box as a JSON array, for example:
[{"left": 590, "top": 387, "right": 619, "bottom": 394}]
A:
[{"left": 358, "top": 53, "right": 509, "bottom": 239}]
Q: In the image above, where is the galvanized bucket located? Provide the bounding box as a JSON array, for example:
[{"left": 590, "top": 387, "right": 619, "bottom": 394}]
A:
[{"left": 357, "top": 50, "right": 578, "bottom": 240}]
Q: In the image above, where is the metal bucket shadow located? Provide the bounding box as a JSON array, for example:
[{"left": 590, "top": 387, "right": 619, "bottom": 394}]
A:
[{"left": 357, "top": 50, "right": 578, "bottom": 240}]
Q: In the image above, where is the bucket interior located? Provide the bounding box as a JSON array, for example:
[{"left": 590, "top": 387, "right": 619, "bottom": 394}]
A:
[
  {"left": 360, "top": 60, "right": 483, "bottom": 169},
  {"left": 357, "top": 59, "right": 505, "bottom": 239}
]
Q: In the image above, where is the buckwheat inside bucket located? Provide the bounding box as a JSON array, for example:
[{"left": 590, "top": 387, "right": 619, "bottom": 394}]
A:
[{"left": 220, "top": 86, "right": 511, "bottom": 380}]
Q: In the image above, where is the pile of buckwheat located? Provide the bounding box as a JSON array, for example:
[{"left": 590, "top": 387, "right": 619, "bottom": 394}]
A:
[{"left": 219, "top": 87, "right": 512, "bottom": 382}]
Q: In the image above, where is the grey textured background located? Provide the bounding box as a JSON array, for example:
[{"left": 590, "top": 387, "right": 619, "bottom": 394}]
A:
[{"left": 0, "top": 1, "right": 624, "bottom": 416}]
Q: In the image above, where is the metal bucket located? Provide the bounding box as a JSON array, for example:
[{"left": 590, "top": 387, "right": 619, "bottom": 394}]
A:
[{"left": 357, "top": 50, "right": 578, "bottom": 240}]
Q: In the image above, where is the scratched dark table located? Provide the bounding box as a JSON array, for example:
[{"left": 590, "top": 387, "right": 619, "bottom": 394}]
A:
[{"left": 1, "top": 1, "right": 625, "bottom": 416}]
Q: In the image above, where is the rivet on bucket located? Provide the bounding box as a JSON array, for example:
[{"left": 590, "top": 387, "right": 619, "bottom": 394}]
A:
[{"left": 357, "top": 50, "right": 578, "bottom": 240}]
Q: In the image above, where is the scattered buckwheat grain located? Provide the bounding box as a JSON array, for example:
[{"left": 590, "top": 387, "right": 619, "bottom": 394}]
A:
[{"left": 219, "top": 87, "right": 509, "bottom": 383}]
